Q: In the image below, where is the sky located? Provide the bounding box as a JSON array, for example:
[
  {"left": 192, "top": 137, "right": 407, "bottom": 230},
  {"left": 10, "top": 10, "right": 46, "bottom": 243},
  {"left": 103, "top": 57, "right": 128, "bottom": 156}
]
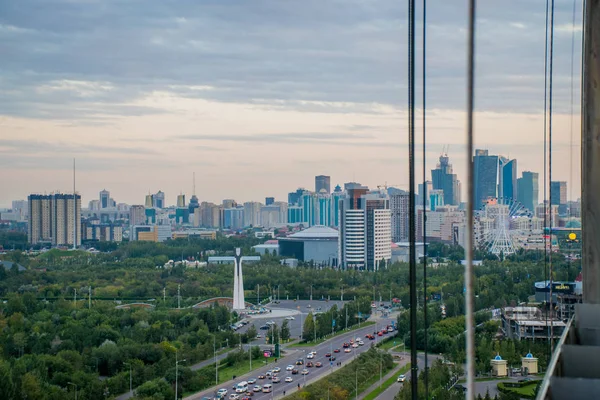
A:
[{"left": 0, "top": 0, "right": 583, "bottom": 208}]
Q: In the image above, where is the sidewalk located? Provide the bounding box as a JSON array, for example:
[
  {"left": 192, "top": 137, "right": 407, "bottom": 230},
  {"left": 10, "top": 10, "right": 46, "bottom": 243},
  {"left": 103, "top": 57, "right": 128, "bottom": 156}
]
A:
[{"left": 357, "top": 359, "right": 409, "bottom": 400}]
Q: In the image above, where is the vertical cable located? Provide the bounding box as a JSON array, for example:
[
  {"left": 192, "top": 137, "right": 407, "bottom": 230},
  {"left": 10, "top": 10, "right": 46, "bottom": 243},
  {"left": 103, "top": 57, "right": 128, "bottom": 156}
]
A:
[
  {"left": 548, "top": 0, "right": 555, "bottom": 350},
  {"left": 408, "top": 0, "right": 418, "bottom": 398},
  {"left": 422, "top": 0, "right": 429, "bottom": 398},
  {"left": 465, "top": 0, "right": 476, "bottom": 399},
  {"left": 542, "top": 0, "right": 550, "bottom": 361},
  {"left": 568, "top": 0, "right": 577, "bottom": 218}
]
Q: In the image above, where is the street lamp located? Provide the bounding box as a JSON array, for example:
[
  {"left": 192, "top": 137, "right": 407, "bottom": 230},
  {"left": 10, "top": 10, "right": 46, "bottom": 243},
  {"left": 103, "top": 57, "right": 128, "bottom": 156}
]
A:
[
  {"left": 67, "top": 382, "right": 78, "bottom": 400},
  {"left": 123, "top": 362, "right": 132, "bottom": 395},
  {"left": 175, "top": 353, "right": 186, "bottom": 400}
]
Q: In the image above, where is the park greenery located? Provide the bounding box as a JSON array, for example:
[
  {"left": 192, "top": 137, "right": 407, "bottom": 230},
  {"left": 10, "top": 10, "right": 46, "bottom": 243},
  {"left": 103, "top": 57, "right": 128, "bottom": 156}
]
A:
[{"left": 0, "top": 237, "right": 581, "bottom": 399}]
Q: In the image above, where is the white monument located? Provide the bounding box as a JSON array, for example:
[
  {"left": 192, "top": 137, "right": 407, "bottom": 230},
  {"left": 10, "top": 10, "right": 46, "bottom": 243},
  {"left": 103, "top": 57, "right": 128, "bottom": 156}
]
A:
[{"left": 208, "top": 248, "right": 260, "bottom": 311}]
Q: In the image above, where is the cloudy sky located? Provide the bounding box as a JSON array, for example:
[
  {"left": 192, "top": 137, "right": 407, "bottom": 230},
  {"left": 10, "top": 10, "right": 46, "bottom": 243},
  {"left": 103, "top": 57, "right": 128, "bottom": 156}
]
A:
[{"left": 0, "top": 0, "right": 583, "bottom": 207}]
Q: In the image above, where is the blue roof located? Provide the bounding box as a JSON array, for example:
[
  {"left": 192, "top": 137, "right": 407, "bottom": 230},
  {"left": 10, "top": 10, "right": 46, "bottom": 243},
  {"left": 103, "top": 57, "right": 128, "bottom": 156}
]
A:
[
  {"left": 526, "top": 353, "right": 534, "bottom": 358},
  {"left": 494, "top": 355, "right": 503, "bottom": 361}
]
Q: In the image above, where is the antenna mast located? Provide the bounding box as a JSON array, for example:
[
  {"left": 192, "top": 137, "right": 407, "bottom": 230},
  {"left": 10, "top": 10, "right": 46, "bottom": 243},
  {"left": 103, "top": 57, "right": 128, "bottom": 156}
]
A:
[
  {"left": 193, "top": 172, "right": 196, "bottom": 196},
  {"left": 73, "top": 158, "right": 77, "bottom": 250}
]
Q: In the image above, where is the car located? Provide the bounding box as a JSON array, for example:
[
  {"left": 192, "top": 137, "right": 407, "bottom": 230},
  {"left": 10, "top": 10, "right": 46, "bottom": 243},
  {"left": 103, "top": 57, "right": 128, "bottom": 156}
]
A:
[
  {"left": 301, "top": 369, "right": 309, "bottom": 375},
  {"left": 266, "top": 321, "right": 275, "bottom": 325},
  {"left": 306, "top": 361, "right": 313, "bottom": 367},
  {"left": 306, "top": 353, "right": 314, "bottom": 359},
  {"left": 286, "top": 365, "right": 294, "bottom": 371},
  {"left": 356, "top": 337, "right": 361, "bottom": 341},
  {"left": 217, "top": 389, "right": 228, "bottom": 397},
  {"left": 378, "top": 332, "right": 383, "bottom": 336},
  {"left": 241, "top": 397, "right": 251, "bottom": 400},
  {"left": 273, "top": 367, "right": 281, "bottom": 373},
  {"left": 352, "top": 343, "right": 358, "bottom": 348},
  {"left": 260, "top": 325, "right": 269, "bottom": 330},
  {"left": 285, "top": 377, "right": 293, "bottom": 383},
  {"left": 343, "top": 343, "right": 349, "bottom": 348},
  {"left": 257, "top": 375, "right": 266, "bottom": 380},
  {"left": 229, "top": 395, "right": 240, "bottom": 400},
  {"left": 315, "top": 362, "right": 322, "bottom": 368},
  {"left": 256, "top": 334, "right": 262, "bottom": 339},
  {"left": 296, "top": 359, "right": 304, "bottom": 365},
  {"left": 307, "top": 304, "right": 312, "bottom": 308},
  {"left": 345, "top": 348, "right": 351, "bottom": 353},
  {"left": 325, "top": 352, "right": 331, "bottom": 357},
  {"left": 248, "top": 379, "right": 256, "bottom": 384},
  {"left": 358, "top": 341, "right": 364, "bottom": 346},
  {"left": 253, "top": 385, "right": 262, "bottom": 392},
  {"left": 292, "top": 369, "right": 299, "bottom": 374},
  {"left": 272, "top": 377, "right": 280, "bottom": 383},
  {"left": 397, "top": 375, "right": 406, "bottom": 383},
  {"left": 265, "top": 371, "right": 272, "bottom": 377},
  {"left": 329, "top": 356, "right": 336, "bottom": 361},
  {"left": 285, "top": 316, "right": 295, "bottom": 320},
  {"left": 334, "top": 348, "right": 340, "bottom": 353}
]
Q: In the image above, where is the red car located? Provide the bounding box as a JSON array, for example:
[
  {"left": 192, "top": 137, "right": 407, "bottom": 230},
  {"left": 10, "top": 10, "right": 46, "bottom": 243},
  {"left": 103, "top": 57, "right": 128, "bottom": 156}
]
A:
[
  {"left": 334, "top": 348, "right": 341, "bottom": 353},
  {"left": 292, "top": 369, "right": 299, "bottom": 375},
  {"left": 378, "top": 332, "right": 383, "bottom": 336},
  {"left": 306, "top": 362, "right": 313, "bottom": 368},
  {"left": 325, "top": 353, "right": 331, "bottom": 357},
  {"left": 343, "top": 343, "right": 349, "bottom": 348},
  {"left": 315, "top": 362, "right": 323, "bottom": 368}
]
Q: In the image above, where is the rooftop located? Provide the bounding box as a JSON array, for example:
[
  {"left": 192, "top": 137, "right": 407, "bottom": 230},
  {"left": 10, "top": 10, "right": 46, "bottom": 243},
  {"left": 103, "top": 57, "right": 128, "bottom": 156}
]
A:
[{"left": 288, "top": 225, "right": 339, "bottom": 239}]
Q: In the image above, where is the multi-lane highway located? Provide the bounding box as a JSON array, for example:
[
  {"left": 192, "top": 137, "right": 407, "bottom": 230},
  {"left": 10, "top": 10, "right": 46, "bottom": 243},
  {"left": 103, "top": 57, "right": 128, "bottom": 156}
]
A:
[{"left": 184, "top": 320, "right": 397, "bottom": 400}]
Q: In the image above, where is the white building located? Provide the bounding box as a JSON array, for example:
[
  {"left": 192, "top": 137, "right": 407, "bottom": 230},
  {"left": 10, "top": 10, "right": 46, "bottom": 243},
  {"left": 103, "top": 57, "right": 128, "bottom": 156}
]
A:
[
  {"left": 243, "top": 202, "right": 262, "bottom": 227},
  {"left": 338, "top": 185, "right": 391, "bottom": 270},
  {"left": 389, "top": 189, "right": 409, "bottom": 242},
  {"left": 28, "top": 193, "right": 81, "bottom": 247}
]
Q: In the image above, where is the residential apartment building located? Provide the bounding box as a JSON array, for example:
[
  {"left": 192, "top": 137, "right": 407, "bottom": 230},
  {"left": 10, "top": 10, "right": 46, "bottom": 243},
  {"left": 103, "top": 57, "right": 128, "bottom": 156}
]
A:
[{"left": 28, "top": 193, "right": 81, "bottom": 246}]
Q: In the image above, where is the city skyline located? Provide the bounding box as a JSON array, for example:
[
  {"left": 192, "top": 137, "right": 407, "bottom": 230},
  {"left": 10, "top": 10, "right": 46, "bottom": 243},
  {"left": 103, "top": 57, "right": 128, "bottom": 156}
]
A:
[{"left": 0, "top": 0, "right": 582, "bottom": 207}]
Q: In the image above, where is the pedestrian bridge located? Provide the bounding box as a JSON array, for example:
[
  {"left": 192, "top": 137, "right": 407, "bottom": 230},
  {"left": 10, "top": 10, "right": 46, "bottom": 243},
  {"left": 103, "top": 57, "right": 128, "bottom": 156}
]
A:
[{"left": 192, "top": 297, "right": 254, "bottom": 309}]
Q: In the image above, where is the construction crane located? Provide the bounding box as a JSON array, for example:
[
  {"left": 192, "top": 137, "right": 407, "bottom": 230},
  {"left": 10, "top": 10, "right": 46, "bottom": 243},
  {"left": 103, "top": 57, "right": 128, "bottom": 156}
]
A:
[{"left": 377, "top": 182, "right": 406, "bottom": 191}]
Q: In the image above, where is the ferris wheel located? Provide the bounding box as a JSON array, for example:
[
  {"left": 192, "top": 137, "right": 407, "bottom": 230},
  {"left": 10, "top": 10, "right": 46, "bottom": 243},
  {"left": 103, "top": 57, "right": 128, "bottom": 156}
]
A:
[{"left": 473, "top": 197, "right": 533, "bottom": 256}]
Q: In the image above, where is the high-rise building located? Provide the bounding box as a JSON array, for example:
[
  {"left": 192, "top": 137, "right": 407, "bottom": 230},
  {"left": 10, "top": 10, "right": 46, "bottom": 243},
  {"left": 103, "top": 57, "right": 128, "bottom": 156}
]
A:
[
  {"left": 473, "top": 149, "right": 499, "bottom": 209},
  {"left": 315, "top": 175, "right": 331, "bottom": 194},
  {"left": 223, "top": 207, "right": 245, "bottom": 230},
  {"left": 317, "top": 192, "right": 331, "bottom": 226},
  {"left": 517, "top": 171, "right": 539, "bottom": 212},
  {"left": 551, "top": 181, "right": 568, "bottom": 205},
  {"left": 99, "top": 189, "right": 110, "bottom": 209},
  {"left": 330, "top": 189, "right": 345, "bottom": 228},
  {"left": 28, "top": 193, "right": 81, "bottom": 246},
  {"left": 11, "top": 200, "right": 28, "bottom": 221},
  {"left": 129, "top": 205, "right": 146, "bottom": 226},
  {"left": 265, "top": 197, "right": 275, "bottom": 206},
  {"left": 188, "top": 195, "right": 199, "bottom": 216},
  {"left": 302, "top": 192, "right": 317, "bottom": 226},
  {"left": 339, "top": 185, "right": 391, "bottom": 271},
  {"left": 145, "top": 194, "right": 154, "bottom": 208},
  {"left": 222, "top": 199, "right": 237, "bottom": 209},
  {"left": 417, "top": 181, "right": 433, "bottom": 209},
  {"left": 260, "top": 202, "right": 287, "bottom": 228},
  {"left": 177, "top": 194, "right": 186, "bottom": 208},
  {"left": 287, "top": 205, "right": 303, "bottom": 224},
  {"left": 243, "top": 202, "right": 262, "bottom": 227},
  {"left": 498, "top": 157, "right": 517, "bottom": 200},
  {"left": 431, "top": 154, "right": 461, "bottom": 205},
  {"left": 153, "top": 191, "right": 165, "bottom": 208},
  {"left": 88, "top": 200, "right": 100, "bottom": 211},
  {"left": 199, "top": 202, "right": 221, "bottom": 228},
  {"left": 288, "top": 188, "right": 307, "bottom": 206},
  {"left": 429, "top": 189, "right": 445, "bottom": 211},
  {"left": 389, "top": 188, "right": 409, "bottom": 242}
]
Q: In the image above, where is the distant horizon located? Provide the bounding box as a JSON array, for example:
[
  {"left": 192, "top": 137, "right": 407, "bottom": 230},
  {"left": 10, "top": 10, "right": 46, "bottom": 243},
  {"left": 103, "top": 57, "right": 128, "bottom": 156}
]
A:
[{"left": 1, "top": 0, "right": 583, "bottom": 208}]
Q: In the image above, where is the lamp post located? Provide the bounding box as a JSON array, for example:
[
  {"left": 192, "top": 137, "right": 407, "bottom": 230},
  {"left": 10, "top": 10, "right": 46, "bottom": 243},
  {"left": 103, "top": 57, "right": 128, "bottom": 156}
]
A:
[
  {"left": 67, "top": 382, "right": 78, "bottom": 400},
  {"left": 213, "top": 336, "right": 218, "bottom": 386},
  {"left": 175, "top": 353, "right": 186, "bottom": 400}
]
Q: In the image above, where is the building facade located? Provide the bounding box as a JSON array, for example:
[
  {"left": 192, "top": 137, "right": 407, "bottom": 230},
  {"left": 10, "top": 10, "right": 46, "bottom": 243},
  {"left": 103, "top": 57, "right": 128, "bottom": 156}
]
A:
[
  {"left": 431, "top": 154, "right": 461, "bottom": 206},
  {"left": 473, "top": 149, "right": 499, "bottom": 209},
  {"left": 389, "top": 189, "right": 409, "bottom": 242},
  {"left": 338, "top": 185, "right": 391, "bottom": 270},
  {"left": 498, "top": 157, "right": 517, "bottom": 200},
  {"left": 243, "top": 201, "right": 262, "bottom": 227},
  {"left": 129, "top": 205, "right": 146, "bottom": 226},
  {"left": 517, "top": 171, "right": 539, "bottom": 213},
  {"left": 28, "top": 193, "right": 81, "bottom": 246},
  {"left": 315, "top": 175, "right": 331, "bottom": 194}
]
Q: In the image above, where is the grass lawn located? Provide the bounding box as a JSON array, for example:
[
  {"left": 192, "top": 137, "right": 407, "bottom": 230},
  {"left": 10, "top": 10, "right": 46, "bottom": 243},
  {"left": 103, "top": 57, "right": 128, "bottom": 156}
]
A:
[
  {"left": 347, "top": 362, "right": 397, "bottom": 399},
  {"left": 377, "top": 336, "right": 401, "bottom": 351},
  {"left": 363, "top": 363, "right": 411, "bottom": 400},
  {"left": 289, "top": 321, "right": 376, "bottom": 348},
  {"left": 498, "top": 381, "right": 540, "bottom": 397}
]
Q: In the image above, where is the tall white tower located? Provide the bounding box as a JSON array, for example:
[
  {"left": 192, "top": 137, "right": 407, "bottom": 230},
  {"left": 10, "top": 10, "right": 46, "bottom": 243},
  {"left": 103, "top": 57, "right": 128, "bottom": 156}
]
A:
[{"left": 233, "top": 248, "right": 245, "bottom": 311}]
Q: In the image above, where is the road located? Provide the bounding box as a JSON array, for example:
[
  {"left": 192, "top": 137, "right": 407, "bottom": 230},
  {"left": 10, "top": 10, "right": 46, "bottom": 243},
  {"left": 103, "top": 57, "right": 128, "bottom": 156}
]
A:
[
  {"left": 373, "top": 353, "right": 442, "bottom": 400},
  {"left": 184, "top": 323, "right": 396, "bottom": 400}
]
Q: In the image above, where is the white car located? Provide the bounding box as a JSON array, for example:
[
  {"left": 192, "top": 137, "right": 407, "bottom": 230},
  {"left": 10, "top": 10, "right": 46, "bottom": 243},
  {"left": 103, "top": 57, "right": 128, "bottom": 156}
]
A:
[
  {"left": 273, "top": 367, "right": 281, "bottom": 373},
  {"left": 358, "top": 341, "right": 365, "bottom": 346},
  {"left": 229, "top": 395, "right": 240, "bottom": 400},
  {"left": 344, "top": 348, "right": 351, "bottom": 353},
  {"left": 285, "top": 316, "right": 295, "bottom": 320},
  {"left": 253, "top": 385, "right": 262, "bottom": 392},
  {"left": 248, "top": 379, "right": 256, "bottom": 384},
  {"left": 301, "top": 369, "right": 309, "bottom": 375},
  {"left": 352, "top": 343, "right": 359, "bottom": 348},
  {"left": 306, "top": 353, "right": 314, "bottom": 359},
  {"left": 285, "top": 377, "right": 293, "bottom": 383},
  {"left": 217, "top": 388, "right": 228, "bottom": 397},
  {"left": 397, "top": 374, "right": 406, "bottom": 383},
  {"left": 286, "top": 365, "right": 294, "bottom": 371}
]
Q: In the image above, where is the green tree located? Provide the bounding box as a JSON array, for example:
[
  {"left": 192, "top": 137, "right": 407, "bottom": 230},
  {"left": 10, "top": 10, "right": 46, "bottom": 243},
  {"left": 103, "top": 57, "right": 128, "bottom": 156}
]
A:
[
  {"left": 280, "top": 319, "right": 290, "bottom": 342},
  {"left": 303, "top": 313, "right": 315, "bottom": 342}
]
